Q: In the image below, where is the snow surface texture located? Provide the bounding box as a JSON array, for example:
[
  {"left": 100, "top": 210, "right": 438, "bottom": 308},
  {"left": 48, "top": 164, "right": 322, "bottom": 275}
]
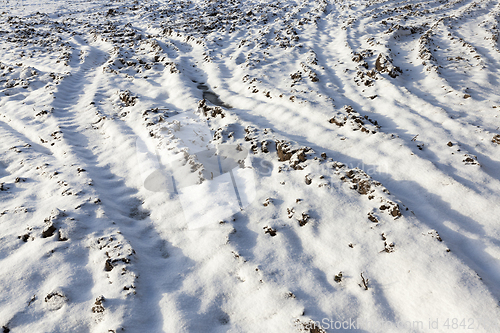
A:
[{"left": 1, "top": 0, "right": 500, "bottom": 332}]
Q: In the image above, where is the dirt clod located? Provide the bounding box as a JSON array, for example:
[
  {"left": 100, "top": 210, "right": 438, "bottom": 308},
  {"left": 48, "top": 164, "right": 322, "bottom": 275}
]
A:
[
  {"left": 104, "top": 259, "right": 114, "bottom": 271},
  {"left": 42, "top": 223, "right": 57, "bottom": 238},
  {"left": 297, "top": 212, "right": 310, "bottom": 226},
  {"left": 264, "top": 226, "right": 277, "bottom": 236},
  {"left": 367, "top": 213, "right": 378, "bottom": 223},
  {"left": 492, "top": 135, "right": 500, "bottom": 145},
  {"left": 92, "top": 295, "right": 105, "bottom": 313},
  {"left": 375, "top": 53, "right": 402, "bottom": 78}
]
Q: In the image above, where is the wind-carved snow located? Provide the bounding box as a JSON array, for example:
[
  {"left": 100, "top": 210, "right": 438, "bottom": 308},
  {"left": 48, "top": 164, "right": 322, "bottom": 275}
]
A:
[{"left": 1, "top": 0, "right": 500, "bottom": 332}]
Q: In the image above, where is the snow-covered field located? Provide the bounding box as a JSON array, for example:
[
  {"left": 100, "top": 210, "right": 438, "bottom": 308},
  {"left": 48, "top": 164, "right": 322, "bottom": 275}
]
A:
[{"left": 1, "top": 0, "right": 500, "bottom": 332}]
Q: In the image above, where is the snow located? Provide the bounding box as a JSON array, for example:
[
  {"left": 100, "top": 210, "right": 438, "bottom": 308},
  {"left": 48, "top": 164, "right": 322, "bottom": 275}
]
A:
[{"left": 1, "top": 0, "right": 500, "bottom": 332}]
